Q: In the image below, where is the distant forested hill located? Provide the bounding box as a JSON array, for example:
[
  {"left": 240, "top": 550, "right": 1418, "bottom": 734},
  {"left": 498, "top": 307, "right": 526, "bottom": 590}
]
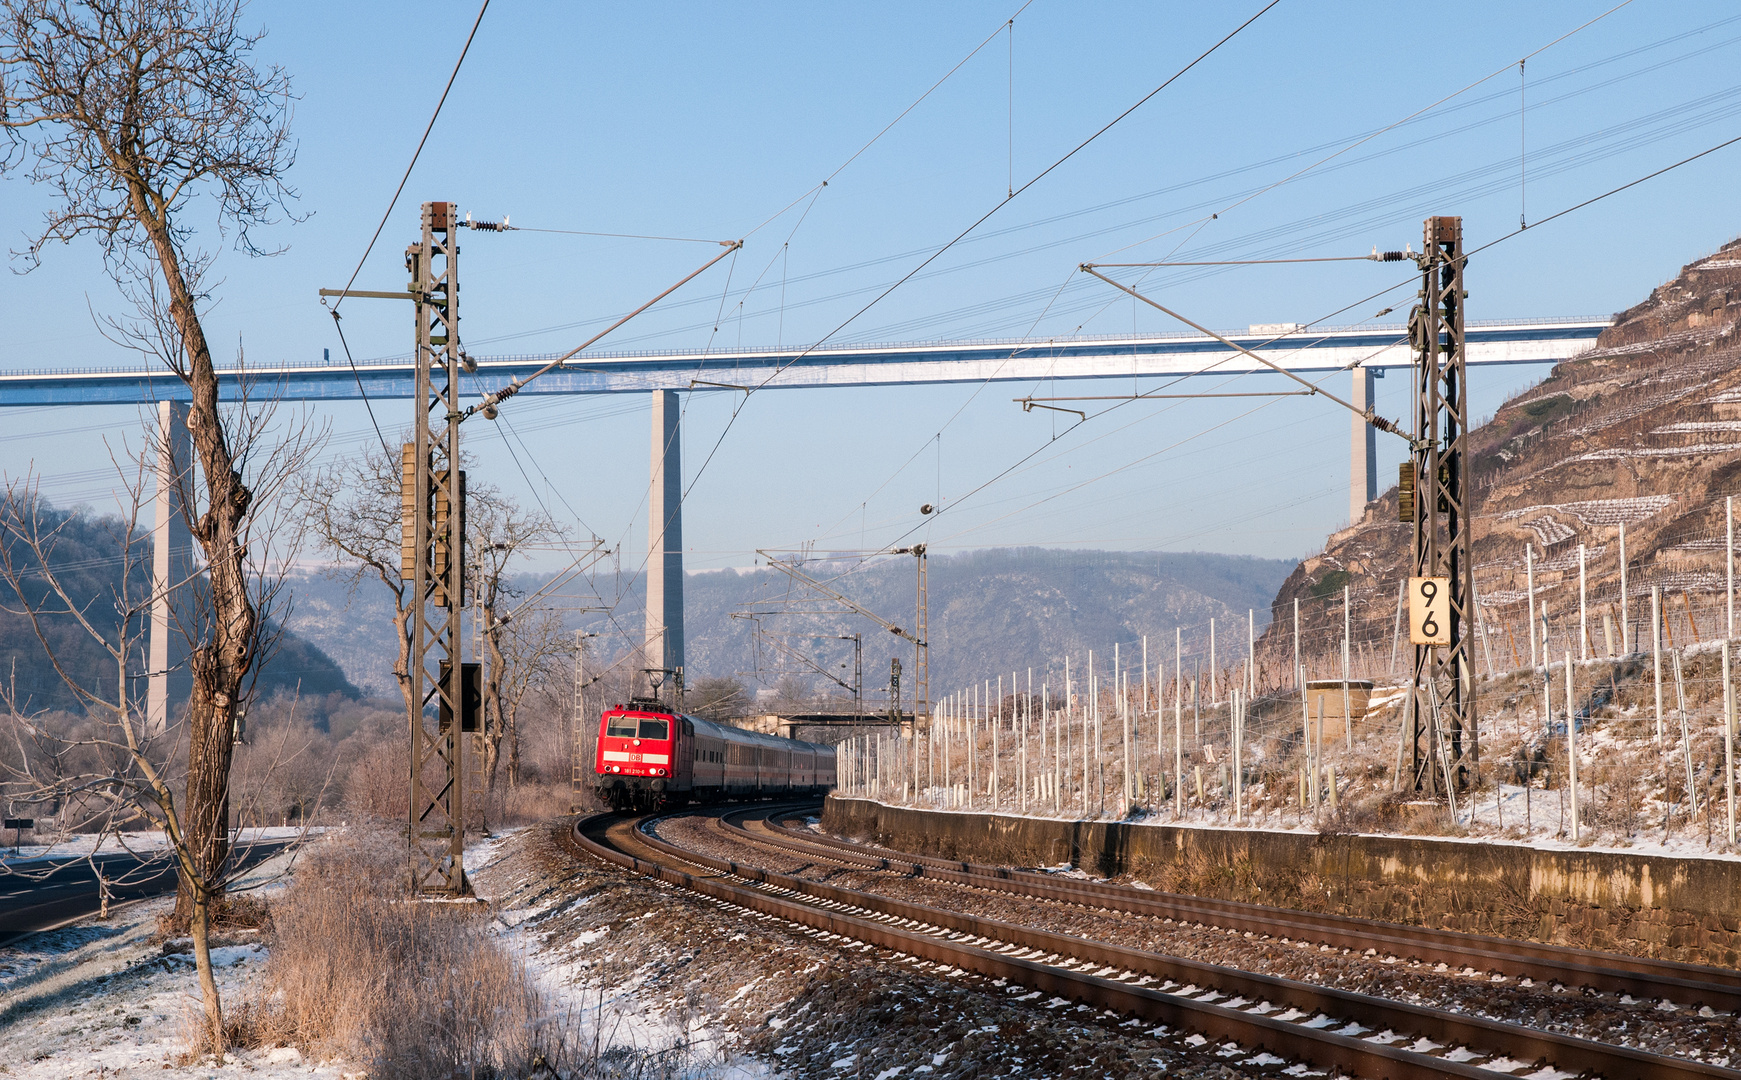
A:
[
  {"left": 0, "top": 501, "right": 357, "bottom": 715},
  {"left": 286, "top": 547, "right": 1292, "bottom": 704},
  {"left": 681, "top": 548, "right": 1292, "bottom": 695}
]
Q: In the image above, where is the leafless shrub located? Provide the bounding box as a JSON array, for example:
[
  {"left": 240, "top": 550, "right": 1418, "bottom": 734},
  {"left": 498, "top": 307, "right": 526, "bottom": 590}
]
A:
[
  {"left": 339, "top": 735, "right": 409, "bottom": 821},
  {"left": 247, "top": 826, "right": 732, "bottom": 1078},
  {"left": 248, "top": 826, "right": 544, "bottom": 1078}
]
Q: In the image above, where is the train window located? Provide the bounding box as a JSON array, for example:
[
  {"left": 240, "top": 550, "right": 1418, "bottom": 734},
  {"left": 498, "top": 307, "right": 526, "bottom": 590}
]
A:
[
  {"left": 638, "top": 718, "right": 669, "bottom": 740},
  {"left": 606, "top": 715, "right": 636, "bottom": 738}
]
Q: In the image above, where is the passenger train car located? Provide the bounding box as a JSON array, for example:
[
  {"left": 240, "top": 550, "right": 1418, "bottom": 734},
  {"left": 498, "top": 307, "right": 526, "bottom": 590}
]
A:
[{"left": 593, "top": 700, "right": 837, "bottom": 811}]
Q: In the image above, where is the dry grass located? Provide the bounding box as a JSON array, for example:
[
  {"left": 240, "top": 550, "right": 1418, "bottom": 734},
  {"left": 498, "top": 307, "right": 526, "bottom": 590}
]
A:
[
  {"left": 239, "top": 824, "right": 718, "bottom": 1078},
  {"left": 477, "top": 778, "right": 579, "bottom": 830},
  {"left": 240, "top": 825, "right": 546, "bottom": 1078}
]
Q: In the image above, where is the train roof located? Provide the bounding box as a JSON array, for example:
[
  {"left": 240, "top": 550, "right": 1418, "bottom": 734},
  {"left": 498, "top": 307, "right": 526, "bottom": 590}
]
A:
[{"left": 685, "top": 714, "right": 834, "bottom": 755}]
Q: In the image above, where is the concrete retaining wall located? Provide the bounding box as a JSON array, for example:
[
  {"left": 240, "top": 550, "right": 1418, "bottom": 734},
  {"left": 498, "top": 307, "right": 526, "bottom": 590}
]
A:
[{"left": 823, "top": 796, "right": 1741, "bottom": 967}]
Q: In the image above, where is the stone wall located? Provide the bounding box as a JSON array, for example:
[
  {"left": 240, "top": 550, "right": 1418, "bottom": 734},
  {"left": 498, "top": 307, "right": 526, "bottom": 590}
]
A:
[{"left": 823, "top": 796, "right": 1741, "bottom": 967}]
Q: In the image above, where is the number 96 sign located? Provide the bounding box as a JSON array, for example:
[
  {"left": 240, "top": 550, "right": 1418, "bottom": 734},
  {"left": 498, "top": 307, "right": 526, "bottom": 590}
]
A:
[{"left": 1409, "top": 576, "right": 1452, "bottom": 646}]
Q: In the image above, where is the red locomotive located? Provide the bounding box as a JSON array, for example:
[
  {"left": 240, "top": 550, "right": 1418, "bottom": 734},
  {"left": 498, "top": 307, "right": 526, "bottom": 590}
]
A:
[{"left": 593, "top": 700, "right": 837, "bottom": 811}]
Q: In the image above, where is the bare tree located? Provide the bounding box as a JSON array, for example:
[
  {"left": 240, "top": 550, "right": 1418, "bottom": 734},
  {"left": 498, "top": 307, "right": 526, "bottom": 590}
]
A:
[
  {"left": 0, "top": 424, "right": 318, "bottom": 1051},
  {"left": 769, "top": 674, "right": 813, "bottom": 714},
  {"left": 297, "top": 438, "right": 416, "bottom": 717},
  {"left": 302, "top": 457, "right": 582, "bottom": 814},
  {"left": 228, "top": 692, "right": 334, "bottom": 829},
  {"left": 2, "top": 0, "right": 300, "bottom": 1049},
  {"left": 469, "top": 490, "right": 569, "bottom": 793},
  {"left": 498, "top": 606, "right": 577, "bottom": 786}
]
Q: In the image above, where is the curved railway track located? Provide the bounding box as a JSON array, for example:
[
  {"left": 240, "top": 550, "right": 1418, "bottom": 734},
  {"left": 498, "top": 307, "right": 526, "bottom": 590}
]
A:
[
  {"left": 723, "top": 803, "right": 1741, "bottom": 1013},
  {"left": 571, "top": 804, "right": 1741, "bottom": 1080}
]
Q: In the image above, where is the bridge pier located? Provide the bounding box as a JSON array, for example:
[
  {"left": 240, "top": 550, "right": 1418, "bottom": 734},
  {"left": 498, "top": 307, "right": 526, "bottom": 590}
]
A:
[
  {"left": 1350, "top": 366, "right": 1377, "bottom": 523},
  {"left": 645, "top": 389, "right": 685, "bottom": 690},
  {"left": 148, "top": 400, "right": 190, "bottom": 739}
]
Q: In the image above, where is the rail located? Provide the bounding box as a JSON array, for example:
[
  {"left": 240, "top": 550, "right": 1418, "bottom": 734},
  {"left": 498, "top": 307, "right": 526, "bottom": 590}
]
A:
[
  {"left": 567, "top": 806, "right": 1740, "bottom": 1080},
  {"left": 731, "top": 805, "right": 1741, "bottom": 1012}
]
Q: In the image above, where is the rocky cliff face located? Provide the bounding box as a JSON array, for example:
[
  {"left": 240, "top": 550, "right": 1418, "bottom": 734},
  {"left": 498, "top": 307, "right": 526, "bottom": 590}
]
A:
[{"left": 1260, "top": 235, "right": 1741, "bottom": 679}]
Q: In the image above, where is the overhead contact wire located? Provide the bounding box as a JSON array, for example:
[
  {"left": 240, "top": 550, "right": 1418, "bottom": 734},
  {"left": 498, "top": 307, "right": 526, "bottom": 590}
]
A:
[
  {"left": 483, "top": 4, "right": 1050, "bottom": 650},
  {"left": 328, "top": 0, "right": 491, "bottom": 315},
  {"left": 1097, "top": 0, "right": 1636, "bottom": 262},
  {"left": 680, "top": 1, "right": 1283, "bottom": 505},
  {"left": 950, "top": 125, "right": 1741, "bottom": 553},
  {"left": 321, "top": 0, "right": 489, "bottom": 458}
]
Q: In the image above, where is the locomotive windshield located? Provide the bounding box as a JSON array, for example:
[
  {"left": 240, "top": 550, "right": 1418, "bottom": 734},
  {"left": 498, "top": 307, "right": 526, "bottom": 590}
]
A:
[
  {"left": 606, "top": 715, "right": 637, "bottom": 738},
  {"left": 638, "top": 718, "right": 670, "bottom": 740}
]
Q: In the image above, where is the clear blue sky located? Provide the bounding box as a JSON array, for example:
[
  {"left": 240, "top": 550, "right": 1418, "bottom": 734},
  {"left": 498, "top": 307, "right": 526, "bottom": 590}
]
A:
[{"left": 5, "top": 1, "right": 1739, "bottom": 577}]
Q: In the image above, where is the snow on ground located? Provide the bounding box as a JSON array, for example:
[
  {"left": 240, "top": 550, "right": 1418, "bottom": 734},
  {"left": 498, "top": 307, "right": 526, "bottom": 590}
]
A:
[
  {"left": 468, "top": 827, "right": 772, "bottom": 1080},
  {"left": 4, "top": 824, "right": 777, "bottom": 1080},
  {"left": 1654, "top": 421, "right": 1741, "bottom": 434},
  {"left": 0, "top": 844, "right": 345, "bottom": 1080},
  {"left": 1496, "top": 495, "right": 1678, "bottom": 527},
  {"left": 0, "top": 827, "right": 312, "bottom": 868},
  {"left": 1575, "top": 443, "right": 1741, "bottom": 462}
]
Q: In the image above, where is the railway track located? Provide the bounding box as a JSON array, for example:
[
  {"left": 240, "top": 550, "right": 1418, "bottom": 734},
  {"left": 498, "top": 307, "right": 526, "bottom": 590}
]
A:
[
  {"left": 722, "top": 803, "right": 1741, "bottom": 1014},
  {"left": 573, "top": 806, "right": 1741, "bottom": 1080}
]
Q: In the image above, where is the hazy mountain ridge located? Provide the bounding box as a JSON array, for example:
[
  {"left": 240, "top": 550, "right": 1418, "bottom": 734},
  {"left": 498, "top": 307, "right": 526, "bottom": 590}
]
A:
[
  {"left": 282, "top": 568, "right": 401, "bottom": 697},
  {"left": 285, "top": 548, "right": 1294, "bottom": 703}
]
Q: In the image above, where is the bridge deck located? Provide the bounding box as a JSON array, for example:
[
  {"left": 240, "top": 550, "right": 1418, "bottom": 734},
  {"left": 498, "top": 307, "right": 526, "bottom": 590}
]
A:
[{"left": 0, "top": 319, "right": 1608, "bottom": 406}]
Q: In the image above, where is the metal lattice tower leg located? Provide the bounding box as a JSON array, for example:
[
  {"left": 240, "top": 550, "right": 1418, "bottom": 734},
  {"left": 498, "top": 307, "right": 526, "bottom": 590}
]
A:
[
  {"left": 1407, "top": 215, "right": 1478, "bottom": 795},
  {"left": 467, "top": 577, "right": 486, "bottom": 820},
  {"left": 407, "top": 200, "right": 468, "bottom": 895}
]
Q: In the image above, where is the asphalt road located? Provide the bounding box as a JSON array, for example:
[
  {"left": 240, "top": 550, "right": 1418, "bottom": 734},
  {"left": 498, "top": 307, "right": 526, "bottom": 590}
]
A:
[{"left": 0, "top": 843, "right": 289, "bottom": 945}]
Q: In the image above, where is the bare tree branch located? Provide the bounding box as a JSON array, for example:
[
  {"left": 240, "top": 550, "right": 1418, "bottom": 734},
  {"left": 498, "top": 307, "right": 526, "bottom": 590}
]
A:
[{"left": 2, "top": 0, "right": 303, "bottom": 1050}]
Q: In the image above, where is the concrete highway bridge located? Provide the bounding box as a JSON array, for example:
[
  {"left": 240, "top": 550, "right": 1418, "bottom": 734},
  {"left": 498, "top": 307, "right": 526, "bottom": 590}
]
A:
[{"left": 0, "top": 317, "right": 1608, "bottom": 693}]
